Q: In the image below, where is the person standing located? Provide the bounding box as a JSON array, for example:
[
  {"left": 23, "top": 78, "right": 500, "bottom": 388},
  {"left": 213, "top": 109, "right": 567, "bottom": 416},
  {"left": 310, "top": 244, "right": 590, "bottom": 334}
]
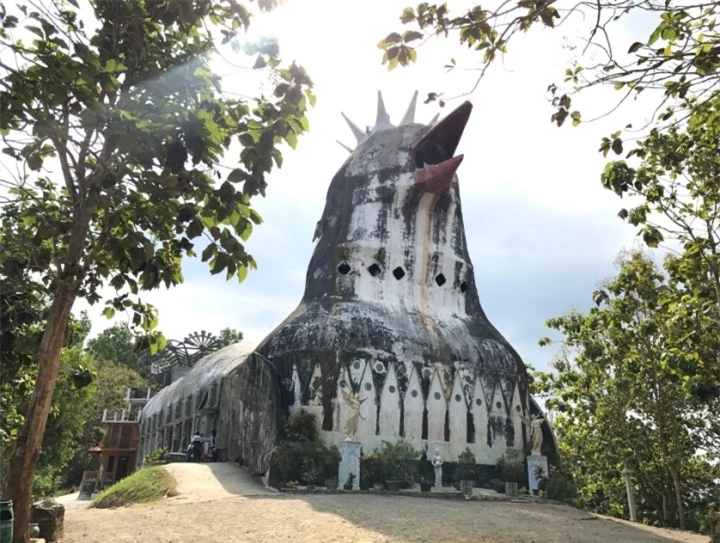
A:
[
  {"left": 210, "top": 429, "right": 217, "bottom": 462},
  {"left": 191, "top": 430, "right": 203, "bottom": 462}
]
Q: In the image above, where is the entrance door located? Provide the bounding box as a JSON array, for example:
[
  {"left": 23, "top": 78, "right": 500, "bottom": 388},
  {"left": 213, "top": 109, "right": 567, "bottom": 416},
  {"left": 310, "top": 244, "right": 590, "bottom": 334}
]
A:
[{"left": 116, "top": 456, "right": 129, "bottom": 480}]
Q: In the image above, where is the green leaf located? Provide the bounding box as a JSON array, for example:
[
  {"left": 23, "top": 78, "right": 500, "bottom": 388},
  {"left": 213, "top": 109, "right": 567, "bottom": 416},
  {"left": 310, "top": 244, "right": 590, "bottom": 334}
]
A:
[
  {"left": 102, "top": 307, "right": 115, "bottom": 319},
  {"left": 285, "top": 129, "right": 298, "bottom": 149},
  {"left": 403, "top": 30, "right": 424, "bottom": 43},
  {"left": 104, "top": 59, "right": 128, "bottom": 73},
  {"left": 648, "top": 26, "right": 662, "bottom": 45},
  {"left": 237, "top": 264, "right": 248, "bottom": 282}
]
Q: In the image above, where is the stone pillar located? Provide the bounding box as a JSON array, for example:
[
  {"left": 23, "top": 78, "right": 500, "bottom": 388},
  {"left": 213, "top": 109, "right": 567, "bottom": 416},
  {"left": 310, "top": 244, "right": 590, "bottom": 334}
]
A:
[
  {"left": 338, "top": 441, "right": 361, "bottom": 490},
  {"left": 621, "top": 467, "right": 637, "bottom": 522},
  {"left": 526, "top": 455, "right": 548, "bottom": 496}
]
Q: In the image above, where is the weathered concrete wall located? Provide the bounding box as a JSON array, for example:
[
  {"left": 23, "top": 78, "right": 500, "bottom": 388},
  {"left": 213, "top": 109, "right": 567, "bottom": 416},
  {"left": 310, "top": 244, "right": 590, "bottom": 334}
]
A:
[{"left": 217, "top": 354, "right": 282, "bottom": 474}]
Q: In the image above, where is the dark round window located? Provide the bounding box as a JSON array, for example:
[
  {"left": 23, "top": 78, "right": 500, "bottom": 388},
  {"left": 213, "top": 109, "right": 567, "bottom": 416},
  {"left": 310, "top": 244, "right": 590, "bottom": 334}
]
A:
[
  {"left": 339, "top": 380, "right": 347, "bottom": 388},
  {"left": 434, "top": 392, "right": 441, "bottom": 400},
  {"left": 353, "top": 361, "right": 361, "bottom": 369},
  {"left": 496, "top": 401, "right": 502, "bottom": 409},
  {"left": 475, "top": 398, "right": 482, "bottom": 406},
  {"left": 411, "top": 390, "right": 419, "bottom": 398},
  {"left": 365, "top": 383, "right": 372, "bottom": 391},
  {"left": 455, "top": 394, "right": 462, "bottom": 402},
  {"left": 338, "top": 262, "right": 351, "bottom": 275},
  {"left": 368, "top": 263, "right": 381, "bottom": 277},
  {"left": 393, "top": 266, "right": 406, "bottom": 280},
  {"left": 375, "top": 362, "right": 384, "bottom": 372},
  {"left": 460, "top": 281, "right": 468, "bottom": 293},
  {"left": 313, "top": 378, "right": 322, "bottom": 389},
  {"left": 515, "top": 405, "right": 521, "bottom": 412},
  {"left": 388, "top": 385, "right": 396, "bottom": 393},
  {"left": 435, "top": 274, "right": 447, "bottom": 286}
]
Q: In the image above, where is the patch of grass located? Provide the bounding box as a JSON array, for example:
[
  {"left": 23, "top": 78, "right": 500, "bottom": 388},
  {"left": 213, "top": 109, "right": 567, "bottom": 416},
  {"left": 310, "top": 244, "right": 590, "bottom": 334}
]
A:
[{"left": 91, "top": 467, "right": 177, "bottom": 509}]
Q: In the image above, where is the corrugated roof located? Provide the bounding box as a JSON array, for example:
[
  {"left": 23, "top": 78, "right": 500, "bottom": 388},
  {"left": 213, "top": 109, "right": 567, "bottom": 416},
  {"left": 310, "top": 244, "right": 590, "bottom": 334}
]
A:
[{"left": 140, "top": 341, "right": 258, "bottom": 419}]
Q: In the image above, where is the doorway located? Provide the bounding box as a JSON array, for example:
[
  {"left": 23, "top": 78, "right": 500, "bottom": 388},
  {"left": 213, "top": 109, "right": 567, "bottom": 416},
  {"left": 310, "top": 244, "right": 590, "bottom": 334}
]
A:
[{"left": 116, "top": 456, "right": 129, "bottom": 480}]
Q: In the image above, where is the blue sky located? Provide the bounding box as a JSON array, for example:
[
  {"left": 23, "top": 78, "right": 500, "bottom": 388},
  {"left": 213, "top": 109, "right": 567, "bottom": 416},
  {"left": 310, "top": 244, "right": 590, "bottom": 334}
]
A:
[{"left": 69, "top": 0, "right": 662, "bottom": 372}]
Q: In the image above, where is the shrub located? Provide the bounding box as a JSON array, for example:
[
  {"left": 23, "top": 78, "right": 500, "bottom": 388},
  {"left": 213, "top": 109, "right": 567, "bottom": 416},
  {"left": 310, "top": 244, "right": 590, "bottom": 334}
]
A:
[
  {"left": 300, "top": 457, "right": 322, "bottom": 486},
  {"left": 271, "top": 433, "right": 338, "bottom": 486},
  {"left": 144, "top": 447, "right": 169, "bottom": 464},
  {"left": 92, "top": 467, "right": 176, "bottom": 508},
  {"left": 490, "top": 478, "right": 505, "bottom": 494},
  {"left": 319, "top": 443, "right": 340, "bottom": 479},
  {"left": 546, "top": 470, "right": 577, "bottom": 502},
  {"left": 375, "top": 439, "right": 418, "bottom": 483},
  {"left": 457, "top": 447, "right": 477, "bottom": 480},
  {"left": 360, "top": 453, "right": 382, "bottom": 489},
  {"left": 417, "top": 447, "right": 435, "bottom": 483},
  {"left": 286, "top": 409, "right": 318, "bottom": 442},
  {"left": 498, "top": 448, "right": 525, "bottom": 484}
]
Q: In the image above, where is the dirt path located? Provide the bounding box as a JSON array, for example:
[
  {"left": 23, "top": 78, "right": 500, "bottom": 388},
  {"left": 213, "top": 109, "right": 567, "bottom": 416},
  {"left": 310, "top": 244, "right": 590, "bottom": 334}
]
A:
[
  {"left": 63, "top": 463, "right": 707, "bottom": 543},
  {"left": 163, "top": 462, "right": 274, "bottom": 503}
]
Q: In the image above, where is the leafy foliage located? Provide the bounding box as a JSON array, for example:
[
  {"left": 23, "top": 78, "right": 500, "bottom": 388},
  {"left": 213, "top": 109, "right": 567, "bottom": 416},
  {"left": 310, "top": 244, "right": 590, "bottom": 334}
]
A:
[
  {"left": 385, "top": 1, "right": 720, "bottom": 187},
  {"left": 33, "top": 345, "right": 96, "bottom": 497},
  {"left": 86, "top": 324, "right": 143, "bottom": 374},
  {"left": 284, "top": 409, "right": 319, "bottom": 442},
  {"left": 457, "top": 446, "right": 477, "bottom": 480},
  {"left": 0, "top": 0, "right": 313, "bottom": 529},
  {"left": 536, "top": 250, "right": 719, "bottom": 531},
  {"left": 374, "top": 439, "right": 419, "bottom": 483},
  {"left": 219, "top": 327, "right": 243, "bottom": 346}
]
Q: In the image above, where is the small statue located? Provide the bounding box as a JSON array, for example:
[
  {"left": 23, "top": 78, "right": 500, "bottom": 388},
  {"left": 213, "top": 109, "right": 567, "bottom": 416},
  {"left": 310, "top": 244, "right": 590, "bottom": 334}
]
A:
[
  {"left": 521, "top": 413, "right": 545, "bottom": 456},
  {"left": 341, "top": 388, "right": 365, "bottom": 441},
  {"left": 430, "top": 447, "right": 443, "bottom": 488}
]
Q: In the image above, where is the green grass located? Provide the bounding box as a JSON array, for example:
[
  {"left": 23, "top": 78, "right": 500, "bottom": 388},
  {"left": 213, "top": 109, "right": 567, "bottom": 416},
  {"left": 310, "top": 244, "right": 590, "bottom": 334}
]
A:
[{"left": 91, "top": 467, "right": 177, "bottom": 509}]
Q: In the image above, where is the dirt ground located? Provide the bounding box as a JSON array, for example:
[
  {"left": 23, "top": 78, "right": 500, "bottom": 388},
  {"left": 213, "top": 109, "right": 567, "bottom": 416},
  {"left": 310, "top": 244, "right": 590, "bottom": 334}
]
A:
[{"left": 62, "top": 464, "right": 708, "bottom": 543}]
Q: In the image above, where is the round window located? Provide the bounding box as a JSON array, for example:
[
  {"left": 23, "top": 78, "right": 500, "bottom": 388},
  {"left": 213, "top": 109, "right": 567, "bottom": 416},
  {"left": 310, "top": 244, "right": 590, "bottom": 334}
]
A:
[
  {"left": 388, "top": 385, "right": 396, "bottom": 393},
  {"left": 411, "top": 390, "right": 419, "bottom": 398},
  {"left": 455, "top": 394, "right": 462, "bottom": 402},
  {"left": 434, "top": 392, "right": 442, "bottom": 400},
  {"left": 365, "top": 383, "right": 372, "bottom": 391},
  {"left": 475, "top": 398, "right": 482, "bottom": 406},
  {"left": 496, "top": 401, "right": 502, "bottom": 409}
]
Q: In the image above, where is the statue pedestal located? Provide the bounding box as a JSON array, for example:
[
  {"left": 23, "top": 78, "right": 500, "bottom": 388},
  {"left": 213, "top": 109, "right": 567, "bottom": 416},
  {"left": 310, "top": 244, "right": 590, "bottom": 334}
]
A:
[
  {"left": 527, "top": 455, "right": 548, "bottom": 495},
  {"left": 338, "top": 441, "right": 361, "bottom": 490}
]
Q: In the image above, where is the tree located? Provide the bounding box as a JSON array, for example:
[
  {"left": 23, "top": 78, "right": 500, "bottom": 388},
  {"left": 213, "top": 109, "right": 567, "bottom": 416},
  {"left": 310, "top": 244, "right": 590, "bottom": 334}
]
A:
[
  {"left": 60, "top": 358, "right": 148, "bottom": 490},
  {"left": 537, "top": 250, "right": 719, "bottom": 531},
  {"left": 380, "top": 2, "right": 720, "bottom": 156},
  {"left": 0, "top": 1, "right": 313, "bottom": 539},
  {"left": 219, "top": 326, "right": 243, "bottom": 346},
  {"left": 32, "top": 345, "right": 96, "bottom": 497},
  {"left": 86, "top": 323, "right": 142, "bottom": 373},
  {"left": 601, "top": 94, "right": 720, "bottom": 403}
]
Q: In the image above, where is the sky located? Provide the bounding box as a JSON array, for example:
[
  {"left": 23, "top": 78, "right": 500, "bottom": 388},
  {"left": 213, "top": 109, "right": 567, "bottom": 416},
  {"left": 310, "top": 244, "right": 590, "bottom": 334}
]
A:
[{"left": 15, "top": 0, "right": 662, "bottom": 372}]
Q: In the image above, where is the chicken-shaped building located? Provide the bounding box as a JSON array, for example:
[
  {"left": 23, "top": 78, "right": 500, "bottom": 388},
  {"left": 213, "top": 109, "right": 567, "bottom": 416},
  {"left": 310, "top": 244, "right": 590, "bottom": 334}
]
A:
[{"left": 138, "top": 92, "right": 557, "bottom": 474}]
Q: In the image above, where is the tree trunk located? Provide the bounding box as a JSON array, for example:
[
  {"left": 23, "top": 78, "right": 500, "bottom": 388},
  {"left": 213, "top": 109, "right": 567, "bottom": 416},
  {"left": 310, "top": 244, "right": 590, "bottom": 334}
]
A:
[
  {"left": 6, "top": 199, "right": 93, "bottom": 543},
  {"left": 6, "top": 284, "right": 77, "bottom": 543},
  {"left": 668, "top": 464, "right": 686, "bottom": 531}
]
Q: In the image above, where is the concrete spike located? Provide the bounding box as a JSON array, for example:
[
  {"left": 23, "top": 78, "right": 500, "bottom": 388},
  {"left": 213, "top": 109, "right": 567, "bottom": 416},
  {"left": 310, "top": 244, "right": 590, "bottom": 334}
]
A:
[
  {"left": 341, "top": 113, "right": 365, "bottom": 143},
  {"left": 373, "top": 90, "right": 392, "bottom": 131},
  {"left": 400, "top": 91, "right": 419, "bottom": 125},
  {"left": 336, "top": 140, "right": 353, "bottom": 153}
]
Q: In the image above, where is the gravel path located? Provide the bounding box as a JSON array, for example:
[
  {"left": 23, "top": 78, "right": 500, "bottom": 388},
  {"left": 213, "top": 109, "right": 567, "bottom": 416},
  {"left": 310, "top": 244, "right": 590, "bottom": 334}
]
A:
[{"left": 62, "top": 463, "right": 707, "bottom": 543}]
